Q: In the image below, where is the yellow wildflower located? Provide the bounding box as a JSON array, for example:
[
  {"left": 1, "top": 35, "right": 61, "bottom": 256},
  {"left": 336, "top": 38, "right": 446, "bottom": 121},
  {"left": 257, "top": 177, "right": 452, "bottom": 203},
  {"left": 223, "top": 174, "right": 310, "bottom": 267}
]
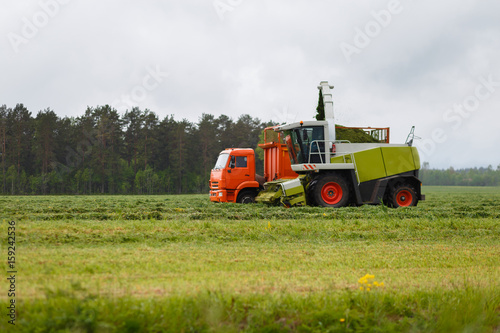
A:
[
  {"left": 358, "top": 274, "right": 384, "bottom": 291},
  {"left": 340, "top": 318, "right": 345, "bottom": 323}
]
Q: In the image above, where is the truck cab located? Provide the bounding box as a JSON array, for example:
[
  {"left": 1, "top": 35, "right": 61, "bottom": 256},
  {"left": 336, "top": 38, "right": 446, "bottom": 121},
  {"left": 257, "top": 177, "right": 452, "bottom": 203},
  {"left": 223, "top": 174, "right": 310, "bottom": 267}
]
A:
[
  {"left": 209, "top": 128, "right": 298, "bottom": 204},
  {"left": 209, "top": 148, "right": 260, "bottom": 203}
]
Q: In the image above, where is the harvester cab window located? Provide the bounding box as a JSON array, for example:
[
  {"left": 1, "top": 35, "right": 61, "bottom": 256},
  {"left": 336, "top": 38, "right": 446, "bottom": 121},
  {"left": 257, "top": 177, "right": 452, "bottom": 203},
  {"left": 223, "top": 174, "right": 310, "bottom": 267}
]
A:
[
  {"left": 289, "top": 129, "right": 306, "bottom": 164},
  {"left": 311, "top": 127, "right": 324, "bottom": 142},
  {"left": 310, "top": 127, "right": 325, "bottom": 152},
  {"left": 286, "top": 126, "right": 326, "bottom": 164},
  {"left": 302, "top": 130, "right": 309, "bottom": 142}
]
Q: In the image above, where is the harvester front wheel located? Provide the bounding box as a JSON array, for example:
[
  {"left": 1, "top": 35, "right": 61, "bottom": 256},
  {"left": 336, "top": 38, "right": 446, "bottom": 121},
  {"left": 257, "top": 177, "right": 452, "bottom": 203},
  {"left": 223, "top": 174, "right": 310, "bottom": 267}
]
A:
[
  {"left": 237, "top": 190, "right": 256, "bottom": 204},
  {"left": 314, "top": 174, "right": 350, "bottom": 208},
  {"left": 389, "top": 185, "right": 417, "bottom": 208}
]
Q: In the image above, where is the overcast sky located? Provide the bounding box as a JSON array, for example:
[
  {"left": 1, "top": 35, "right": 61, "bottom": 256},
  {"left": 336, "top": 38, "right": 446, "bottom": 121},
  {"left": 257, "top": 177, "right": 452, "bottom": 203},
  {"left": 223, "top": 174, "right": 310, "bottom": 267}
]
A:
[{"left": 1, "top": 0, "right": 499, "bottom": 169}]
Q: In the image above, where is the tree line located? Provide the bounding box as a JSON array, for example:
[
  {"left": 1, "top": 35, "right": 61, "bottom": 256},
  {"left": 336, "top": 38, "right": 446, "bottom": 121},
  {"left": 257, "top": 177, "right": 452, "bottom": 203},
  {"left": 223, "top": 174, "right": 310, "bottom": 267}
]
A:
[
  {"left": 0, "top": 104, "right": 272, "bottom": 195},
  {"left": 420, "top": 163, "right": 500, "bottom": 186},
  {"left": 1, "top": 103, "right": 498, "bottom": 195}
]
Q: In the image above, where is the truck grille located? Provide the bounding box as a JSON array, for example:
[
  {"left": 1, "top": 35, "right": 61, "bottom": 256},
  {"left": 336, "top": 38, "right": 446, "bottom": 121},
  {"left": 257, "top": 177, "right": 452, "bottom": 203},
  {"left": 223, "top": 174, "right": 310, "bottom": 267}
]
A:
[{"left": 211, "top": 182, "right": 219, "bottom": 189}]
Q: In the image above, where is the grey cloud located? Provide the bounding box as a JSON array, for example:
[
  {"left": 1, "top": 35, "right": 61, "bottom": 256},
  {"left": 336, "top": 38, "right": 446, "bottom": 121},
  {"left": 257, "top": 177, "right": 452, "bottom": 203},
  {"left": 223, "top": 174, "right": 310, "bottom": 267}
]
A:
[{"left": 1, "top": 0, "right": 499, "bottom": 168}]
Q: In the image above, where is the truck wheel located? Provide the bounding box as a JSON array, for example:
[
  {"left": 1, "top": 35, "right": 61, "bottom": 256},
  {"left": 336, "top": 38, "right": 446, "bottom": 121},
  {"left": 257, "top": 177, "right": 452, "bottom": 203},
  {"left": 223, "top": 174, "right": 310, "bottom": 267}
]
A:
[
  {"left": 237, "top": 190, "right": 256, "bottom": 204},
  {"left": 314, "top": 174, "right": 350, "bottom": 208},
  {"left": 389, "top": 185, "right": 417, "bottom": 208}
]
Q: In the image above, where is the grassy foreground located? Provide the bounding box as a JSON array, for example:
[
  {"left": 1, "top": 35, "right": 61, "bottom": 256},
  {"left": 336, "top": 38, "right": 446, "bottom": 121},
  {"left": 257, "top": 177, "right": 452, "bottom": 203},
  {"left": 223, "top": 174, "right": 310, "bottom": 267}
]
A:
[{"left": 0, "top": 186, "right": 499, "bottom": 332}]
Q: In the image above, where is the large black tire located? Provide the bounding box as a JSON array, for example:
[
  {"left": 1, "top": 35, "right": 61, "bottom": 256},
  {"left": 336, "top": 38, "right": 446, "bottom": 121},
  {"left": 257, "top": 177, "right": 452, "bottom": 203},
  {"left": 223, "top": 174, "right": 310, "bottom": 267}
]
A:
[
  {"left": 312, "top": 174, "right": 350, "bottom": 208},
  {"left": 388, "top": 184, "right": 418, "bottom": 208},
  {"left": 237, "top": 190, "right": 256, "bottom": 204},
  {"left": 306, "top": 179, "right": 319, "bottom": 206}
]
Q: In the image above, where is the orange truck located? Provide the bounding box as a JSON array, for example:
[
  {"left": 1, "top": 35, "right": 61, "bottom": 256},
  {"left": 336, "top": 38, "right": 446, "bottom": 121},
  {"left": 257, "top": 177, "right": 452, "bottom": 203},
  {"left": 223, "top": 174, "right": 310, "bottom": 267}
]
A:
[{"left": 209, "top": 129, "right": 297, "bottom": 203}]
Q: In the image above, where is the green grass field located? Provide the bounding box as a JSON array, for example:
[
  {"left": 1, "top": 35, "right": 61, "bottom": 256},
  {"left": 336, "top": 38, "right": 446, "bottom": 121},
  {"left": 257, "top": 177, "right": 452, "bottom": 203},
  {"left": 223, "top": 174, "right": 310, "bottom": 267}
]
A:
[{"left": 1, "top": 186, "right": 499, "bottom": 332}]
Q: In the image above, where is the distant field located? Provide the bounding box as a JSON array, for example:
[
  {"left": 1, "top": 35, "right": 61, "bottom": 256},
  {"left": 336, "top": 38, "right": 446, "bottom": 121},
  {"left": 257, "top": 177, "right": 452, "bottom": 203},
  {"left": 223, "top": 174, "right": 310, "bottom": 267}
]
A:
[{"left": 0, "top": 186, "right": 499, "bottom": 332}]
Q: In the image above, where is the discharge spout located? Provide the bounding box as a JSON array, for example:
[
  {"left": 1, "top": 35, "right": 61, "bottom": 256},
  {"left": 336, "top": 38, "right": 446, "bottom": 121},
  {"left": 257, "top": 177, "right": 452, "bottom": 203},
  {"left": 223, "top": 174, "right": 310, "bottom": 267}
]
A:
[{"left": 318, "top": 81, "right": 335, "bottom": 142}]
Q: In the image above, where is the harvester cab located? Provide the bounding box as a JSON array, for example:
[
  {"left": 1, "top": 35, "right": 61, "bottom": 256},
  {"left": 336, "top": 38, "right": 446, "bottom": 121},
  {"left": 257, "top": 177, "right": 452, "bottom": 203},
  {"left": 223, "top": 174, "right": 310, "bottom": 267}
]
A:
[{"left": 256, "top": 81, "right": 425, "bottom": 208}]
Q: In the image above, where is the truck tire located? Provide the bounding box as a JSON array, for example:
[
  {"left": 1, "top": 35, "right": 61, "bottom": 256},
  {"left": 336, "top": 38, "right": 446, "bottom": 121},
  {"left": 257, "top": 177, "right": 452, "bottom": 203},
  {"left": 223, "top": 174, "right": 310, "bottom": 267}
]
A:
[
  {"left": 388, "top": 184, "right": 417, "bottom": 208},
  {"left": 237, "top": 190, "right": 256, "bottom": 204},
  {"left": 313, "top": 174, "right": 350, "bottom": 208}
]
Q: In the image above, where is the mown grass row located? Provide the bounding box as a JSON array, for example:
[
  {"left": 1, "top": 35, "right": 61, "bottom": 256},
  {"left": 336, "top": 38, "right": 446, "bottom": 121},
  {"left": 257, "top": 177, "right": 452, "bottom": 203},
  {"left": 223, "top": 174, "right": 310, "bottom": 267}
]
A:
[
  {"left": 12, "top": 217, "right": 500, "bottom": 246},
  {"left": 1, "top": 186, "right": 499, "bottom": 222}
]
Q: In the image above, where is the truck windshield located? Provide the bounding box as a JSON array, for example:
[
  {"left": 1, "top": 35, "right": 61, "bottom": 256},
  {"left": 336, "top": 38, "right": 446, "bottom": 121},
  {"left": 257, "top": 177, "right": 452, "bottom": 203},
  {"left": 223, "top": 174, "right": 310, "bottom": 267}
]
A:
[{"left": 213, "top": 153, "right": 229, "bottom": 170}]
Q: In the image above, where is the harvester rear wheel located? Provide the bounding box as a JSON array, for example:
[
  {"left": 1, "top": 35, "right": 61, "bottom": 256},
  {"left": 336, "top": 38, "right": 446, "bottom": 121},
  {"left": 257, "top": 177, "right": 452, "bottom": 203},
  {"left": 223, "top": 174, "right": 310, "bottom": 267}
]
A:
[
  {"left": 237, "top": 190, "right": 256, "bottom": 204},
  {"left": 388, "top": 185, "right": 417, "bottom": 208},
  {"left": 313, "top": 174, "right": 350, "bottom": 208}
]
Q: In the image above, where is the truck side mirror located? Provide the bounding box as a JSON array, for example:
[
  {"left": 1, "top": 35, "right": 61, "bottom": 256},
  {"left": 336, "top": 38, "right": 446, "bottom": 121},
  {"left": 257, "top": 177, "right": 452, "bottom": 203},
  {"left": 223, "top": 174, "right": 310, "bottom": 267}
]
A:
[{"left": 229, "top": 156, "right": 236, "bottom": 169}]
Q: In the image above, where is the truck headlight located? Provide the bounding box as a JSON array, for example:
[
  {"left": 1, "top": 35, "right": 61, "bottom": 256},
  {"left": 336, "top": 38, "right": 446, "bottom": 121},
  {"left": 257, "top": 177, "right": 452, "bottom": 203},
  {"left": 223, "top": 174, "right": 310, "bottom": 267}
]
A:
[{"left": 218, "top": 192, "right": 223, "bottom": 197}]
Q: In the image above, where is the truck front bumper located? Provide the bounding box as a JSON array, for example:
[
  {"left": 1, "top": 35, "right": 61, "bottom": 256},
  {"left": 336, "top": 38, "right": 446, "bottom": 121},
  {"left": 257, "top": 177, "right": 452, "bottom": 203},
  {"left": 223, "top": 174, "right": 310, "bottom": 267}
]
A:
[{"left": 210, "top": 190, "right": 227, "bottom": 202}]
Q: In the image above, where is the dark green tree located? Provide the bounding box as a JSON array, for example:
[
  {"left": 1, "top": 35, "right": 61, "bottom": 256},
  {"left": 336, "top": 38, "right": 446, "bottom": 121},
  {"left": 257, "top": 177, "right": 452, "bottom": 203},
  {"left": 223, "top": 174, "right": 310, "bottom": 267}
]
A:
[
  {"left": 0, "top": 105, "right": 7, "bottom": 193},
  {"left": 195, "top": 114, "right": 220, "bottom": 192},
  {"left": 123, "top": 107, "right": 143, "bottom": 173},
  {"left": 169, "top": 119, "right": 193, "bottom": 194},
  {"left": 7, "top": 104, "right": 34, "bottom": 193},
  {"left": 215, "top": 114, "right": 234, "bottom": 150},
  {"left": 92, "top": 105, "right": 123, "bottom": 193},
  {"left": 153, "top": 115, "right": 177, "bottom": 173},
  {"left": 34, "top": 109, "right": 59, "bottom": 193},
  {"left": 141, "top": 110, "right": 159, "bottom": 170},
  {"left": 315, "top": 89, "right": 325, "bottom": 121}
]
